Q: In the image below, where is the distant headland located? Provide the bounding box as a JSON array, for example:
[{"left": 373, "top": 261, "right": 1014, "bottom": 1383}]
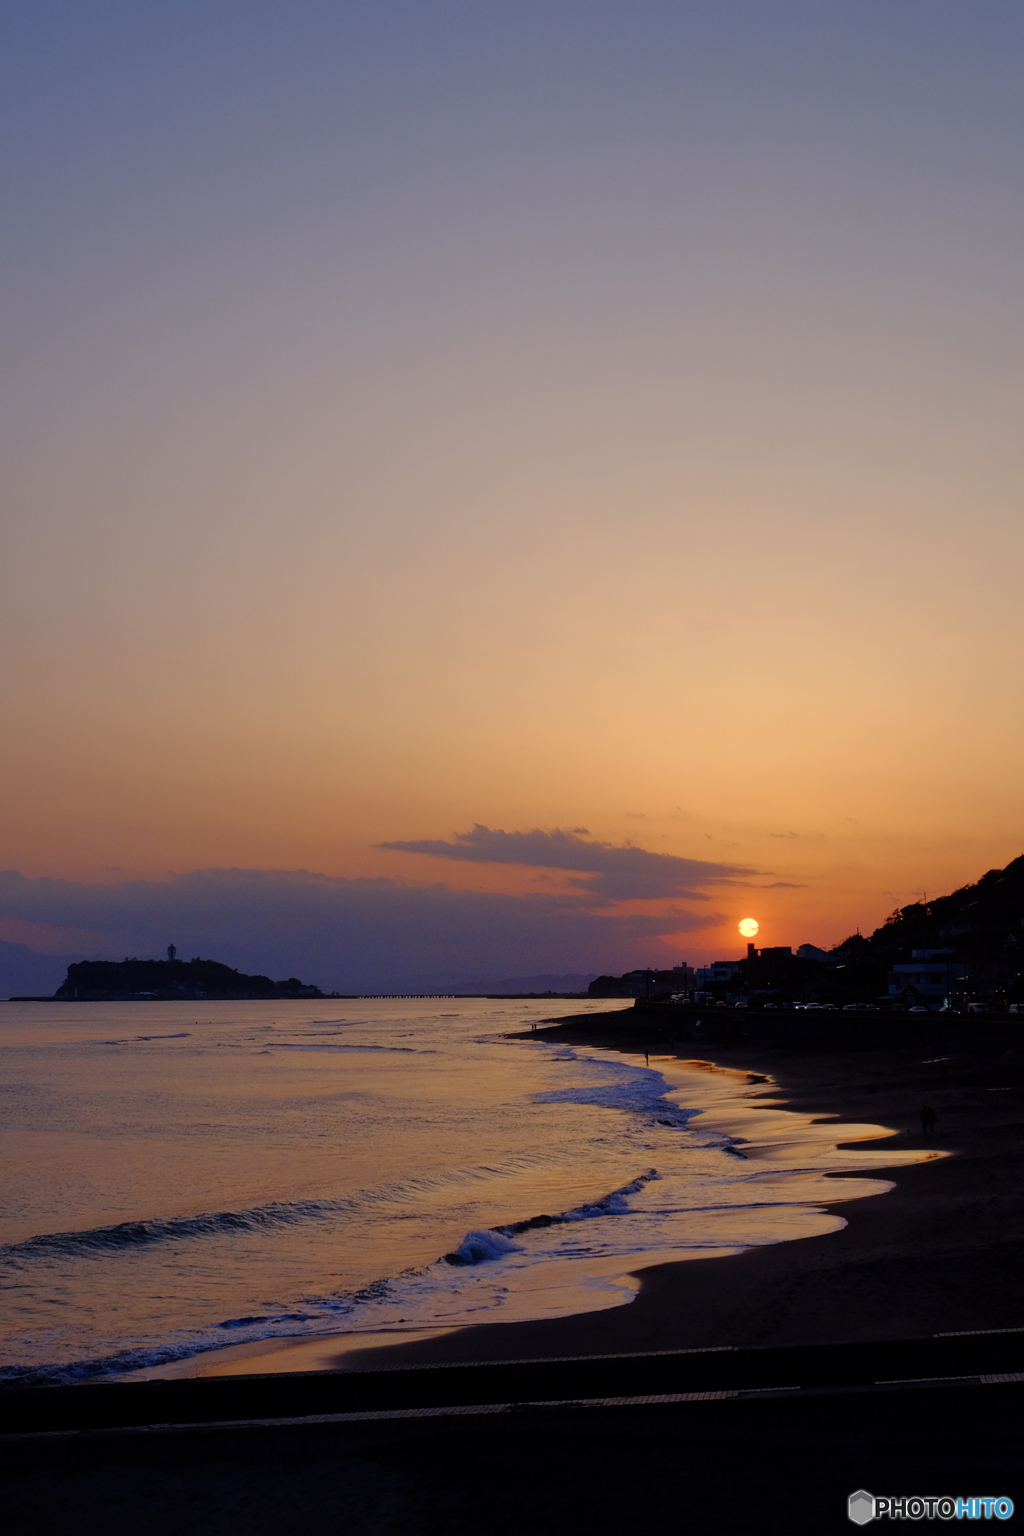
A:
[{"left": 21, "top": 952, "right": 327, "bottom": 1002}]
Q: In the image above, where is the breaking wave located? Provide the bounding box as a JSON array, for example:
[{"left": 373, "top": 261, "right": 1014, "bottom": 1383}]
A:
[
  {"left": 0, "top": 1200, "right": 342, "bottom": 1262},
  {"left": 4, "top": 1162, "right": 661, "bottom": 1270},
  {"left": 0, "top": 1167, "right": 665, "bottom": 1386},
  {"left": 441, "top": 1168, "right": 658, "bottom": 1262}
]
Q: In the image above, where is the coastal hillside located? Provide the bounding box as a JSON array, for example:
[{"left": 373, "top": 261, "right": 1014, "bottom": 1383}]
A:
[
  {"left": 53, "top": 957, "right": 325, "bottom": 1002},
  {"left": 851, "top": 853, "right": 1024, "bottom": 958},
  {"left": 758, "top": 854, "right": 1024, "bottom": 1007},
  {"left": 589, "top": 854, "right": 1024, "bottom": 1008},
  {"left": 753, "top": 854, "right": 1024, "bottom": 1007},
  {"left": 828, "top": 853, "right": 1024, "bottom": 1003}
]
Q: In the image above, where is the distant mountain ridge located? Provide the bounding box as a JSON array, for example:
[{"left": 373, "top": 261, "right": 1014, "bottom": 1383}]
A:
[
  {"left": 0, "top": 940, "right": 78, "bottom": 1000},
  {"left": 52, "top": 957, "right": 324, "bottom": 1001},
  {"left": 489, "top": 973, "right": 596, "bottom": 994}
]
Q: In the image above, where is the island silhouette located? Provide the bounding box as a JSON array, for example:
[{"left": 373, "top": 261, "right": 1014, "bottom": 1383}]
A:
[{"left": 51, "top": 953, "right": 325, "bottom": 1001}]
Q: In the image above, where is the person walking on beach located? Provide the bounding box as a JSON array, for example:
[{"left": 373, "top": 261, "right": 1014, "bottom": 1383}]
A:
[
  {"left": 644, "top": 1051, "right": 649, "bottom": 1067},
  {"left": 920, "top": 1104, "right": 938, "bottom": 1137}
]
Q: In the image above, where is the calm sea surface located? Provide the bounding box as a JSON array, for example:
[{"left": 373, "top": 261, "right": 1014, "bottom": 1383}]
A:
[{"left": 1, "top": 998, "right": 900, "bottom": 1384}]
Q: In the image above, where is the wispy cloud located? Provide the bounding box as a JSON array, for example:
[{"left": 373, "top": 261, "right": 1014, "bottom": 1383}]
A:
[{"left": 379, "top": 825, "right": 754, "bottom": 900}]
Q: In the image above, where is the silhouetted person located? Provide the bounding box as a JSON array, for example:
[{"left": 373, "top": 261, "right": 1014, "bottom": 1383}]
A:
[
  {"left": 644, "top": 1051, "right": 649, "bottom": 1066},
  {"left": 920, "top": 1105, "right": 938, "bottom": 1137}
]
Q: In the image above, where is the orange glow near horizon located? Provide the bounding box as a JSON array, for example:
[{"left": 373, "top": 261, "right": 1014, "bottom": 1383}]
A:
[{"left": 2, "top": 10, "right": 1024, "bottom": 981}]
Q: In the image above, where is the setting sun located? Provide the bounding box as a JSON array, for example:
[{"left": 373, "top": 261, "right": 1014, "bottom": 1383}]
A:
[{"left": 738, "top": 918, "right": 760, "bottom": 939}]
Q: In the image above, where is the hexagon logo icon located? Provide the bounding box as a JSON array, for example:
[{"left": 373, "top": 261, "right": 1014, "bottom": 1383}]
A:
[{"left": 848, "top": 1490, "right": 875, "bottom": 1525}]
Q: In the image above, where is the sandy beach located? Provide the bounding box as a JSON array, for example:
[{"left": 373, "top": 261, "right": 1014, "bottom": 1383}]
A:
[
  {"left": 8, "top": 1009, "right": 1024, "bottom": 1534},
  {"left": 134, "top": 1007, "right": 1024, "bottom": 1378},
  {"left": 347, "top": 1010, "right": 1023, "bottom": 1367}
]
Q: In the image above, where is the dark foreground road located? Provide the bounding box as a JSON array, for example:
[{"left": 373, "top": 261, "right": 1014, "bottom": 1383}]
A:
[{"left": 3, "top": 1332, "right": 1023, "bottom": 1534}]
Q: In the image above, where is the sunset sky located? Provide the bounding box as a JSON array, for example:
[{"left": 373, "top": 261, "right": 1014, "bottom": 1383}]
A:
[{"left": 2, "top": 3, "right": 1023, "bottom": 988}]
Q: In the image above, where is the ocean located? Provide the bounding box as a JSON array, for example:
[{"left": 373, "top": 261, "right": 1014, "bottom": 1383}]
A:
[{"left": 1, "top": 997, "right": 905, "bottom": 1385}]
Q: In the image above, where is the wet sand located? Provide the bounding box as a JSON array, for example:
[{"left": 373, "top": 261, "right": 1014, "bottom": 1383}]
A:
[
  {"left": 139, "top": 1010, "right": 1024, "bottom": 1379},
  {"left": 327, "top": 1019, "right": 1007, "bottom": 1370},
  {"left": 9, "top": 1012, "right": 1024, "bottom": 1534},
  {"left": 327, "top": 1013, "right": 1024, "bottom": 1371}
]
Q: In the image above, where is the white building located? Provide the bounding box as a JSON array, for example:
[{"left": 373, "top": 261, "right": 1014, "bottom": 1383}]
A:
[{"left": 887, "top": 949, "right": 962, "bottom": 1004}]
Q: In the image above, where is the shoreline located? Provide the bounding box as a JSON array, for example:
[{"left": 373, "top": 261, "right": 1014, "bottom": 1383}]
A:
[
  {"left": 129, "top": 1010, "right": 992, "bottom": 1382},
  {"left": 365, "top": 1009, "right": 1020, "bottom": 1365}
]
